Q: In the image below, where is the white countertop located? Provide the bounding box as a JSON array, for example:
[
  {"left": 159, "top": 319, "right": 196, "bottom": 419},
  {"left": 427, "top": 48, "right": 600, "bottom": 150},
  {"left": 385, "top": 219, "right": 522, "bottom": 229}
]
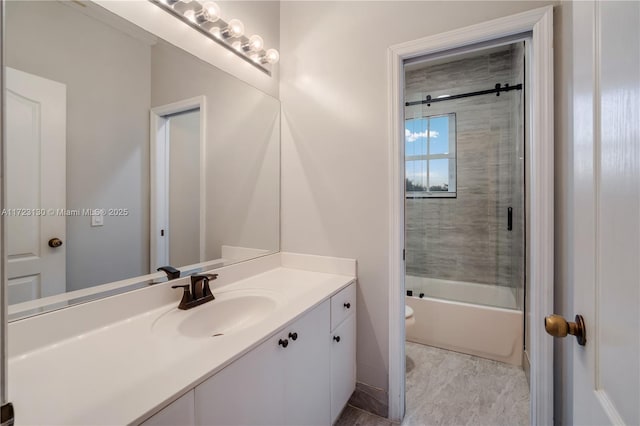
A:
[{"left": 8, "top": 257, "right": 355, "bottom": 425}]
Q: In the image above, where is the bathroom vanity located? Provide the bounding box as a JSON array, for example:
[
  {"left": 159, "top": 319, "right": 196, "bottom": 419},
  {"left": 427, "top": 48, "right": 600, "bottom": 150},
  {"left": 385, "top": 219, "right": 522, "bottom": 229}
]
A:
[{"left": 7, "top": 253, "right": 356, "bottom": 425}]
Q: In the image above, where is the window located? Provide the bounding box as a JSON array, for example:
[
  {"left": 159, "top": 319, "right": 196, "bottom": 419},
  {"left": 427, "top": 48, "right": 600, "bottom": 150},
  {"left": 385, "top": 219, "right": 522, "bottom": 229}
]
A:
[{"left": 405, "top": 113, "right": 456, "bottom": 198}]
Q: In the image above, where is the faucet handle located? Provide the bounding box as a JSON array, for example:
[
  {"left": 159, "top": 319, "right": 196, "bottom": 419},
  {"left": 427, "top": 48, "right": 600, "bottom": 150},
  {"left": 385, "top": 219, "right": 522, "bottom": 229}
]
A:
[
  {"left": 171, "top": 284, "right": 193, "bottom": 309},
  {"left": 171, "top": 284, "right": 190, "bottom": 290},
  {"left": 190, "top": 274, "right": 218, "bottom": 299},
  {"left": 190, "top": 274, "right": 218, "bottom": 282}
]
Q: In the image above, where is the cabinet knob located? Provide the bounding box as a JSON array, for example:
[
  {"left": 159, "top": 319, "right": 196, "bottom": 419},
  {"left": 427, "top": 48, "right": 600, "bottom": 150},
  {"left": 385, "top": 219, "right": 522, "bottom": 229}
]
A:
[
  {"left": 333, "top": 335, "right": 341, "bottom": 343},
  {"left": 288, "top": 332, "right": 298, "bottom": 341},
  {"left": 278, "top": 338, "right": 289, "bottom": 348},
  {"left": 344, "top": 302, "right": 351, "bottom": 309}
]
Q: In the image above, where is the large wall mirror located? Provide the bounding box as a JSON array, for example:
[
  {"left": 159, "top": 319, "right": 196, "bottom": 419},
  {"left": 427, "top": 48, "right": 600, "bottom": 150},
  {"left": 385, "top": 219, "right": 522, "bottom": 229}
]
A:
[{"left": 4, "top": 0, "right": 280, "bottom": 320}]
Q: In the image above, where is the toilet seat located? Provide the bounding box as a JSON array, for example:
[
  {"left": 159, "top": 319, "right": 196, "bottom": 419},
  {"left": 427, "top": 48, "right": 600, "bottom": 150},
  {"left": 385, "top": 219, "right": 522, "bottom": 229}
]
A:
[
  {"left": 405, "top": 305, "right": 415, "bottom": 328},
  {"left": 405, "top": 305, "right": 414, "bottom": 319}
]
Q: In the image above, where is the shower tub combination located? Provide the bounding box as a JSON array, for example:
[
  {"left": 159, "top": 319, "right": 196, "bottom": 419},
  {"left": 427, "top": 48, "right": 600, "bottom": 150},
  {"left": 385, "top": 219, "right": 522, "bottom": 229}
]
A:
[{"left": 405, "top": 275, "right": 523, "bottom": 366}]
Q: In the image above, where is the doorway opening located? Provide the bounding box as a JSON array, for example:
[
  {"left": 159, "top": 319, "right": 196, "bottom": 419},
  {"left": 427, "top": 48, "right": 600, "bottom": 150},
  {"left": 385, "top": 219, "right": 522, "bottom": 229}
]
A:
[
  {"left": 150, "top": 96, "right": 207, "bottom": 271},
  {"left": 403, "top": 40, "right": 529, "bottom": 424},
  {"left": 387, "top": 7, "right": 554, "bottom": 424}
]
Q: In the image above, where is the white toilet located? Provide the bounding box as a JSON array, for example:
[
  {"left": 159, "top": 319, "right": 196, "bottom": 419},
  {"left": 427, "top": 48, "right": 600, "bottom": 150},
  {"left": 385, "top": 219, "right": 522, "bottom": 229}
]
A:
[{"left": 405, "top": 304, "right": 415, "bottom": 329}]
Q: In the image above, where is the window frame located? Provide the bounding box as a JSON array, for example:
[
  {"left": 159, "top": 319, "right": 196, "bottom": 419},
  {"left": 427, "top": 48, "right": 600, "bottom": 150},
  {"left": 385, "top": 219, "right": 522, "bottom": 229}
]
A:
[{"left": 405, "top": 112, "right": 457, "bottom": 199}]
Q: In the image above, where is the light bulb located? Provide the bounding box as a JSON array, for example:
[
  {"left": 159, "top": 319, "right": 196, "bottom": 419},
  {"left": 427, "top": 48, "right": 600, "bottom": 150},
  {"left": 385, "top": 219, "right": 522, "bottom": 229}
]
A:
[
  {"left": 222, "top": 18, "right": 244, "bottom": 38},
  {"left": 247, "top": 35, "right": 264, "bottom": 51},
  {"left": 196, "top": 1, "right": 220, "bottom": 23},
  {"left": 264, "top": 48, "right": 279, "bottom": 64},
  {"left": 183, "top": 9, "right": 197, "bottom": 22}
]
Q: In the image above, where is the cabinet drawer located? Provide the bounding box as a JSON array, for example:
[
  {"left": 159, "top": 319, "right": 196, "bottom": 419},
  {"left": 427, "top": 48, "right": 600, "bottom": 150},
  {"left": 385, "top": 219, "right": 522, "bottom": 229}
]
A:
[{"left": 331, "top": 282, "right": 356, "bottom": 330}]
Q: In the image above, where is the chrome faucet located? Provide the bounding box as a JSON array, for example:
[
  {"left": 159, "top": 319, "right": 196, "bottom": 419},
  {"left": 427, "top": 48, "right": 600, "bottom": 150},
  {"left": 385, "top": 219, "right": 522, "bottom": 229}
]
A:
[{"left": 171, "top": 273, "right": 218, "bottom": 310}]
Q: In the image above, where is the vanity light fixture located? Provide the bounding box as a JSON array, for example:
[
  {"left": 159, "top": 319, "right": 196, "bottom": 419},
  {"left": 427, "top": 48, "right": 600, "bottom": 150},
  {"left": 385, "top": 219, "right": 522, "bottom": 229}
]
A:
[{"left": 150, "top": 0, "right": 279, "bottom": 75}]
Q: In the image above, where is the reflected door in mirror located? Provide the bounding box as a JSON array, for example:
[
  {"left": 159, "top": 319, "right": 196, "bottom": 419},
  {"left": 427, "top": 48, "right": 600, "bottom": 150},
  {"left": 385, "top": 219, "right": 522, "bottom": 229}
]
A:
[
  {"left": 6, "top": 67, "right": 66, "bottom": 304},
  {"left": 168, "top": 109, "right": 202, "bottom": 267},
  {"left": 151, "top": 100, "right": 206, "bottom": 271}
]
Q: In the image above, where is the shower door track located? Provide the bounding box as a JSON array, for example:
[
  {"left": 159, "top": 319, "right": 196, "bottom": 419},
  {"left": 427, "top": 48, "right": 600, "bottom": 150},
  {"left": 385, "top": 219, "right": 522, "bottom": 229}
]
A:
[{"left": 405, "top": 82, "right": 523, "bottom": 107}]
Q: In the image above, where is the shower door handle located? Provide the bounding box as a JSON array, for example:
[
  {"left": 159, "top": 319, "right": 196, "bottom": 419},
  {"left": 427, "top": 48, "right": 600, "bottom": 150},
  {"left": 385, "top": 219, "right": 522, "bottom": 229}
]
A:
[{"left": 507, "top": 207, "right": 513, "bottom": 231}]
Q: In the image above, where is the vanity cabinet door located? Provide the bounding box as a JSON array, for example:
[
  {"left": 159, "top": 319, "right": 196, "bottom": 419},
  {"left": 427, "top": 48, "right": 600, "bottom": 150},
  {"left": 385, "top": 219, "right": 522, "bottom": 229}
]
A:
[
  {"left": 194, "top": 337, "right": 285, "bottom": 425},
  {"left": 141, "top": 390, "right": 195, "bottom": 426},
  {"left": 283, "top": 300, "right": 331, "bottom": 425},
  {"left": 330, "top": 313, "right": 356, "bottom": 423}
]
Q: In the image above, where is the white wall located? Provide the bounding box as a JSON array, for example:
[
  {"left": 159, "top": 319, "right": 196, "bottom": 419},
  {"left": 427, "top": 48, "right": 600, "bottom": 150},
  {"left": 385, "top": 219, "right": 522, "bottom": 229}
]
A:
[{"left": 279, "top": 0, "right": 557, "bottom": 393}]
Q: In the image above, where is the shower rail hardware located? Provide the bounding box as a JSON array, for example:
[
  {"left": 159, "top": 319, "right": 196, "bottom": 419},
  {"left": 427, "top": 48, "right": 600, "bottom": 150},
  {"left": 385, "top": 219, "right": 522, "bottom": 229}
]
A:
[{"left": 405, "top": 83, "right": 523, "bottom": 107}]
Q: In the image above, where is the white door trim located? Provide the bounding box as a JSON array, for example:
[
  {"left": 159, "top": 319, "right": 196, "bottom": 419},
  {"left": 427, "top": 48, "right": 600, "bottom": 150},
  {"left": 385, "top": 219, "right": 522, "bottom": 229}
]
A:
[
  {"left": 150, "top": 96, "right": 207, "bottom": 271},
  {"left": 387, "top": 6, "right": 554, "bottom": 424}
]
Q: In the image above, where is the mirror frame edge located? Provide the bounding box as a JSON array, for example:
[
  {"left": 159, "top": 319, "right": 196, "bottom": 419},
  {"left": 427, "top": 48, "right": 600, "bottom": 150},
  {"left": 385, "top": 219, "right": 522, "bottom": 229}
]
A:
[{"left": 0, "top": 0, "right": 8, "bottom": 407}]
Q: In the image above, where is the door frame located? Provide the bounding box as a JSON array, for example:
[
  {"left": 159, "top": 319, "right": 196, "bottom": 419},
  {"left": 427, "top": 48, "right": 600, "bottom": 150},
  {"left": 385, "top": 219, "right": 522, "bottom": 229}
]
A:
[
  {"left": 387, "top": 6, "right": 554, "bottom": 424},
  {"left": 150, "top": 96, "right": 207, "bottom": 271}
]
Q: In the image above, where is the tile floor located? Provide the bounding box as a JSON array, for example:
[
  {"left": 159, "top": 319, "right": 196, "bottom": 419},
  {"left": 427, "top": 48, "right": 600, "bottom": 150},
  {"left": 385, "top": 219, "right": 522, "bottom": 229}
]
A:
[{"left": 336, "top": 342, "right": 529, "bottom": 426}]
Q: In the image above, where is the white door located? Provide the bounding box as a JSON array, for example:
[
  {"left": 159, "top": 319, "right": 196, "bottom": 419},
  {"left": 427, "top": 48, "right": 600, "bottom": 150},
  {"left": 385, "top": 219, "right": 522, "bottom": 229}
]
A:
[
  {"left": 284, "top": 300, "right": 331, "bottom": 425},
  {"left": 194, "top": 333, "right": 285, "bottom": 425},
  {"left": 330, "top": 313, "right": 356, "bottom": 424},
  {"left": 571, "top": 2, "right": 639, "bottom": 424},
  {"left": 6, "top": 67, "right": 66, "bottom": 304}
]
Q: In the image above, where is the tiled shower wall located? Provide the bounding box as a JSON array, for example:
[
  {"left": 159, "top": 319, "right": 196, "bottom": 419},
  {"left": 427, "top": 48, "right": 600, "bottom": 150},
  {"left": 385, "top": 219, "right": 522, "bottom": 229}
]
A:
[{"left": 404, "top": 44, "right": 525, "bottom": 292}]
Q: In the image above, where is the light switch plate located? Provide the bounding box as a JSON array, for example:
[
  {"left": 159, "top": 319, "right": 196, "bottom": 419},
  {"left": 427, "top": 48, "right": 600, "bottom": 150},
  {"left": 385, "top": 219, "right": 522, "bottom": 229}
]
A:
[{"left": 91, "top": 214, "right": 104, "bottom": 227}]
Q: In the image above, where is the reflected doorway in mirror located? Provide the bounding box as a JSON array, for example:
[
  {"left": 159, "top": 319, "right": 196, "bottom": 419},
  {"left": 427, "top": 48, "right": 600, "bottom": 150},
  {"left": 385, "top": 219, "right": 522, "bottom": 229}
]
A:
[{"left": 150, "top": 96, "right": 207, "bottom": 271}]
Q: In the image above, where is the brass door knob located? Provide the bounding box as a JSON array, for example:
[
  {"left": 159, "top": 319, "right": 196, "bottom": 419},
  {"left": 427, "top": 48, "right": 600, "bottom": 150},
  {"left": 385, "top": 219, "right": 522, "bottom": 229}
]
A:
[
  {"left": 48, "top": 238, "right": 63, "bottom": 248},
  {"left": 545, "top": 314, "right": 586, "bottom": 346}
]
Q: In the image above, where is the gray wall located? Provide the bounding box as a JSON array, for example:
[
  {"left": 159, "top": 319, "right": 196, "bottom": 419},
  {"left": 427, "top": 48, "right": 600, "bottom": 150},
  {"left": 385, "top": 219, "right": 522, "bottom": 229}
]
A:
[
  {"left": 151, "top": 40, "right": 280, "bottom": 260},
  {"left": 6, "top": 1, "right": 152, "bottom": 291},
  {"left": 404, "top": 45, "right": 525, "bottom": 293},
  {"left": 280, "top": 0, "right": 557, "bottom": 395}
]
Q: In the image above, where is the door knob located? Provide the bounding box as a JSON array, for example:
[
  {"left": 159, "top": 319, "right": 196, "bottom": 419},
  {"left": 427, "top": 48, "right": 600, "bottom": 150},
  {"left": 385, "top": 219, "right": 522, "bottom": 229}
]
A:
[
  {"left": 544, "top": 314, "right": 586, "bottom": 346},
  {"left": 48, "top": 238, "right": 63, "bottom": 248}
]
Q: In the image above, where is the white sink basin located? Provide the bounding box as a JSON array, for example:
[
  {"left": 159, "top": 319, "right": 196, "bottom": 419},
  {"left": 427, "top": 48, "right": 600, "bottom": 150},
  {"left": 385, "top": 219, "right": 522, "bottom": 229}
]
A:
[{"left": 152, "top": 290, "right": 279, "bottom": 338}]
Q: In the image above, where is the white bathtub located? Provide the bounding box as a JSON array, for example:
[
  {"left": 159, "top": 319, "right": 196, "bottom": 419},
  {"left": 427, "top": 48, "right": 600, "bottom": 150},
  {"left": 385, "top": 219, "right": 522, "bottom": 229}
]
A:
[{"left": 405, "top": 275, "right": 523, "bottom": 366}]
